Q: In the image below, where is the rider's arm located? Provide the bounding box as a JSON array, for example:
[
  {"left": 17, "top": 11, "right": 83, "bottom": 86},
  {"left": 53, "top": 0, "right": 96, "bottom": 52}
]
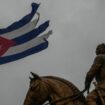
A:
[{"left": 85, "top": 55, "right": 104, "bottom": 90}]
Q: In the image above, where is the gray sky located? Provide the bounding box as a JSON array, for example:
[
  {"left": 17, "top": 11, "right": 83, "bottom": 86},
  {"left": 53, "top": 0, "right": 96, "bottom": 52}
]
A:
[{"left": 0, "top": 0, "right": 105, "bottom": 105}]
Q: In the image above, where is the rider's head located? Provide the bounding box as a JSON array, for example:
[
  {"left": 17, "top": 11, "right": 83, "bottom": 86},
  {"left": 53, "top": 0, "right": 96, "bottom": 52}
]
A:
[{"left": 96, "top": 43, "right": 105, "bottom": 55}]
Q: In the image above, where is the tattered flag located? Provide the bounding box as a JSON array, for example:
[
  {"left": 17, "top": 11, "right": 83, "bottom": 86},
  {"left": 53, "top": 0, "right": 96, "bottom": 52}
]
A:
[{"left": 0, "top": 2, "right": 52, "bottom": 64}]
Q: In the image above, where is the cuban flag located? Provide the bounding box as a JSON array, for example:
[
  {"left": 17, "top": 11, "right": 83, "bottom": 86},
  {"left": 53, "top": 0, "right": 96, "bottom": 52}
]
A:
[{"left": 0, "top": 2, "right": 52, "bottom": 64}]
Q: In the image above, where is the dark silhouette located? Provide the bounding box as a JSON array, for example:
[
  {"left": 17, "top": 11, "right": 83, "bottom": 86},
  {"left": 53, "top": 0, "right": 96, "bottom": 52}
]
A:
[{"left": 85, "top": 43, "right": 105, "bottom": 105}]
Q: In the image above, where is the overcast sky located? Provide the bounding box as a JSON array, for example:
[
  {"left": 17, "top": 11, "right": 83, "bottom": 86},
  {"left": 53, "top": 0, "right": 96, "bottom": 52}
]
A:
[{"left": 0, "top": 0, "right": 105, "bottom": 105}]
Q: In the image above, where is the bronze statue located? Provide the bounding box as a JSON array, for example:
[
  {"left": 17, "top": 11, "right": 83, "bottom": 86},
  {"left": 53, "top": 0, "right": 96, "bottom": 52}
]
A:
[
  {"left": 85, "top": 43, "right": 105, "bottom": 105},
  {"left": 23, "top": 72, "right": 105, "bottom": 105},
  {"left": 23, "top": 43, "right": 105, "bottom": 105},
  {"left": 23, "top": 72, "right": 85, "bottom": 105}
]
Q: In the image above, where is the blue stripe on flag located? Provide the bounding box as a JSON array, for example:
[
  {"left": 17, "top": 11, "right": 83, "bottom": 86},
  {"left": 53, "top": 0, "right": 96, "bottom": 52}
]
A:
[
  {"left": 0, "top": 40, "right": 48, "bottom": 64},
  {"left": 0, "top": 3, "right": 39, "bottom": 34},
  {"left": 13, "top": 21, "right": 49, "bottom": 45}
]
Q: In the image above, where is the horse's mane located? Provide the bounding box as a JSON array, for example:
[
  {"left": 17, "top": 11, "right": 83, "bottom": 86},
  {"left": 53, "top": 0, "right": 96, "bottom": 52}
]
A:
[
  {"left": 42, "top": 76, "right": 80, "bottom": 94},
  {"left": 41, "top": 76, "right": 85, "bottom": 104},
  {"left": 30, "top": 72, "right": 80, "bottom": 94}
]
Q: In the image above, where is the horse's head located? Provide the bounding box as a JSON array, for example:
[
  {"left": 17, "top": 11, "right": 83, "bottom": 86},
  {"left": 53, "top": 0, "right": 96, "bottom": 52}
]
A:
[{"left": 23, "top": 72, "right": 49, "bottom": 105}]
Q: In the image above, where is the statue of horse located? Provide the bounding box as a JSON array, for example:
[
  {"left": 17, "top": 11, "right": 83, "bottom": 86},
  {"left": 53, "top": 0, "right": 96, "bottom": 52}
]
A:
[{"left": 23, "top": 72, "right": 86, "bottom": 105}]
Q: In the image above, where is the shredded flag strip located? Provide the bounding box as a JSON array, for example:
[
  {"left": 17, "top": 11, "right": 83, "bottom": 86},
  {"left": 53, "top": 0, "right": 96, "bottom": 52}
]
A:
[{"left": 0, "top": 2, "right": 52, "bottom": 64}]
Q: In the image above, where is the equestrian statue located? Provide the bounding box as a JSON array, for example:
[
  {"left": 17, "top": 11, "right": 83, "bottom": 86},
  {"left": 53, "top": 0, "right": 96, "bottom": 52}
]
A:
[{"left": 23, "top": 43, "right": 105, "bottom": 105}]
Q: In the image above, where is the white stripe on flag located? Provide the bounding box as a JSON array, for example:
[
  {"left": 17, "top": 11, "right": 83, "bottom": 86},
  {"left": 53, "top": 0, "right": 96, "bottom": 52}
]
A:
[
  {"left": 3, "top": 30, "right": 52, "bottom": 56},
  {"left": 1, "top": 13, "right": 40, "bottom": 39}
]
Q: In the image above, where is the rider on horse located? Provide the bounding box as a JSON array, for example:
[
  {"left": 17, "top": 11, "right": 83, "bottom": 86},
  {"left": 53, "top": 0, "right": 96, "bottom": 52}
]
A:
[{"left": 85, "top": 43, "right": 105, "bottom": 105}]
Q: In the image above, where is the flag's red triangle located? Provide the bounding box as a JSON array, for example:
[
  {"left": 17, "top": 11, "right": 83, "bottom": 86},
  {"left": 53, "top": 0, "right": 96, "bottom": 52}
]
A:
[{"left": 0, "top": 37, "right": 16, "bottom": 56}]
